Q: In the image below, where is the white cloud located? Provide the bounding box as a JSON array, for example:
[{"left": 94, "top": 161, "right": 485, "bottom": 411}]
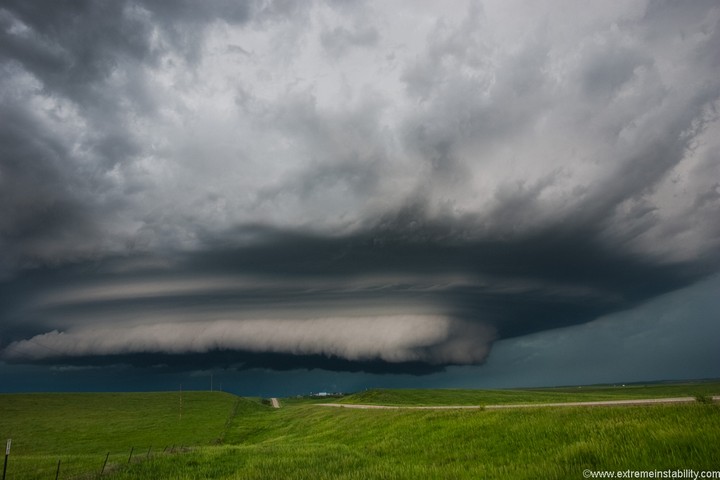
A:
[{"left": 1, "top": 316, "right": 495, "bottom": 365}]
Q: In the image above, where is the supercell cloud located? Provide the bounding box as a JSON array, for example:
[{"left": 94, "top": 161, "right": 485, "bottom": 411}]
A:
[{"left": 1, "top": 0, "right": 719, "bottom": 374}]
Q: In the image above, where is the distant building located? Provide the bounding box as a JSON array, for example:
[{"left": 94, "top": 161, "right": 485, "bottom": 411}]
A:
[{"left": 310, "top": 391, "right": 345, "bottom": 398}]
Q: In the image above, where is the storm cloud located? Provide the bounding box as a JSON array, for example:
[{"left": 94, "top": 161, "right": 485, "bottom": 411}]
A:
[{"left": 1, "top": 0, "right": 719, "bottom": 376}]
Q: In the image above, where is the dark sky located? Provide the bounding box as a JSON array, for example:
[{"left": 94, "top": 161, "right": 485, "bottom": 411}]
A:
[{"left": 1, "top": 0, "right": 719, "bottom": 395}]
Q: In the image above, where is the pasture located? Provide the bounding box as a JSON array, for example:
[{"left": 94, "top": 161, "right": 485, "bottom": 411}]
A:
[{"left": 1, "top": 383, "right": 718, "bottom": 479}]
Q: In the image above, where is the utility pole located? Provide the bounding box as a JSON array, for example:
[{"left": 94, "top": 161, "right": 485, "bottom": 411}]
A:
[{"left": 179, "top": 384, "right": 183, "bottom": 420}]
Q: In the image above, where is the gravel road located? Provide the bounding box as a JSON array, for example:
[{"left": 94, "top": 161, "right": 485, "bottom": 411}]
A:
[{"left": 315, "top": 396, "right": 720, "bottom": 410}]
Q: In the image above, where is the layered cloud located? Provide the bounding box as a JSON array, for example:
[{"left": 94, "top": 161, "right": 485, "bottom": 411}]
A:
[
  {"left": 1, "top": 316, "right": 495, "bottom": 366},
  {"left": 1, "top": 1, "right": 719, "bottom": 372}
]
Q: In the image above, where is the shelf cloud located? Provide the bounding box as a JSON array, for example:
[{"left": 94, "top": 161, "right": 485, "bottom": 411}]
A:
[{"left": 1, "top": 316, "right": 495, "bottom": 367}]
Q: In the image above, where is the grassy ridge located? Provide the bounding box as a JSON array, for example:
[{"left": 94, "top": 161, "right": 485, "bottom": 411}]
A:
[
  {"left": 2, "top": 386, "right": 719, "bottom": 479},
  {"left": 0, "top": 391, "right": 241, "bottom": 454},
  {"left": 112, "top": 401, "right": 720, "bottom": 479},
  {"left": 338, "top": 383, "right": 720, "bottom": 406},
  {"left": 0, "top": 391, "right": 243, "bottom": 479}
]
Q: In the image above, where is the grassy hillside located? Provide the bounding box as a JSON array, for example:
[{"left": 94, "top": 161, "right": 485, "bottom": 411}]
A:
[
  {"left": 114, "top": 400, "right": 720, "bottom": 479},
  {"left": 0, "top": 391, "right": 242, "bottom": 479},
  {"left": 338, "top": 382, "right": 720, "bottom": 406},
  {"left": 2, "top": 386, "right": 719, "bottom": 479},
  {"left": 0, "top": 391, "right": 241, "bottom": 454}
]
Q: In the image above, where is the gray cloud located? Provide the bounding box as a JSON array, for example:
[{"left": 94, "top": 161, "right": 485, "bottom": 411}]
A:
[
  {"left": 1, "top": 0, "right": 719, "bottom": 375},
  {"left": 321, "top": 25, "right": 379, "bottom": 58},
  {"left": 1, "top": 316, "right": 495, "bottom": 366},
  {"left": 0, "top": 221, "right": 712, "bottom": 371}
]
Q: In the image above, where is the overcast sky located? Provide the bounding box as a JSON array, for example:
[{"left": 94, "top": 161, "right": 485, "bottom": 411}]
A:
[{"left": 1, "top": 0, "right": 719, "bottom": 394}]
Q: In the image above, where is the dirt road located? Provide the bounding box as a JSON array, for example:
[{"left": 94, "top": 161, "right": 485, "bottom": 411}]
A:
[
  {"left": 316, "top": 396, "right": 720, "bottom": 410},
  {"left": 270, "top": 397, "right": 280, "bottom": 408}
]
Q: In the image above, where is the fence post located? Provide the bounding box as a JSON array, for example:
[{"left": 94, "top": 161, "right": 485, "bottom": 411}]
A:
[
  {"left": 128, "top": 446, "right": 134, "bottom": 464},
  {"left": 55, "top": 459, "right": 61, "bottom": 480},
  {"left": 2, "top": 438, "right": 10, "bottom": 480},
  {"left": 99, "top": 452, "right": 109, "bottom": 477}
]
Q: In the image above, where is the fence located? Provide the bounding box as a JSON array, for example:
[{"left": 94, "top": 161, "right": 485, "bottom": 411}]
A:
[{"left": 1, "top": 442, "right": 193, "bottom": 480}]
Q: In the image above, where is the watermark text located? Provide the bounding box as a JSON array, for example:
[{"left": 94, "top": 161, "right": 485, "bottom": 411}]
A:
[{"left": 583, "top": 470, "right": 720, "bottom": 479}]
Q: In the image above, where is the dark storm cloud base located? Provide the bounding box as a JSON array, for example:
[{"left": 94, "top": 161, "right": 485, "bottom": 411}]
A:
[
  {"left": 13, "top": 350, "right": 447, "bottom": 376},
  {"left": 2, "top": 222, "right": 717, "bottom": 373}
]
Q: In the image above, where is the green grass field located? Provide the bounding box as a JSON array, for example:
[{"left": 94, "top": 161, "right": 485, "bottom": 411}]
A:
[
  {"left": 0, "top": 391, "right": 240, "bottom": 479},
  {"left": 1, "top": 383, "right": 719, "bottom": 479},
  {"left": 337, "top": 382, "right": 720, "bottom": 406}
]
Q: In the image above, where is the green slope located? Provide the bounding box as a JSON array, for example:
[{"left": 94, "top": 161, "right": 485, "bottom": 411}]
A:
[
  {"left": 114, "top": 400, "right": 720, "bottom": 479},
  {"left": 0, "top": 391, "right": 246, "bottom": 479},
  {"left": 0, "top": 391, "right": 242, "bottom": 454},
  {"left": 338, "top": 383, "right": 720, "bottom": 406},
  {"left": 2, "top": 386, "right": 719, "bottom": 480}
]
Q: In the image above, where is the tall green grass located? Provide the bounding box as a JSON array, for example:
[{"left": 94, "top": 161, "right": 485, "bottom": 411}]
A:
[
  {"left": 112, "top": 402, "right": 720, "bottom": 479},
  {"left": 0, "top": 391, "right": 240, "bottom": 454},
  {"left": 0, "top": 391, "right": 242, "bottom": 479},
  {"left": 2, "top": 386, "right": 719, "bottom": 479},
  {"left": 339, "top": 383, "right": 720, "bottom": 406}
]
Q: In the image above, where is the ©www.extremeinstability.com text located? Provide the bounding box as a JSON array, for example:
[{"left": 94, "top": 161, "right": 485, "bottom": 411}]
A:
[{"left": 583, "top": 469, "right": 720, "bottom": 479}]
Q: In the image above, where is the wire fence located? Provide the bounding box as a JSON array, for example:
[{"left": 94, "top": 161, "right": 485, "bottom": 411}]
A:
[{"left": 2, "top": 445, "right": 193, "bottom": 480}]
